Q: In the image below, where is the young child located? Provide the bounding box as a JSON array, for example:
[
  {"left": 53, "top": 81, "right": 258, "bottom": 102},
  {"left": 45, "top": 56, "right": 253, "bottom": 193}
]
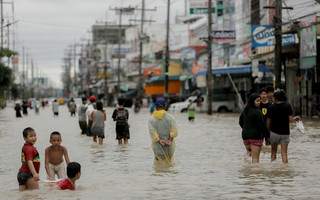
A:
[
  {"left": 17, "top": 127, "right": 40, "bottom": 191},
  {"left": 45, "top": 131, "right": 70, "bottom": 180},
  {"left": 187, "top": 99, "right": 195, "bottom": 122},
  {"left": 91, "top": 101, "right": 106, "bottom": 145},
  {"left": 51, "top": 162, "right": 81, "bottom": 190},
  {"left": 112, "top": 98, "right": 130, "bottom": 145}
]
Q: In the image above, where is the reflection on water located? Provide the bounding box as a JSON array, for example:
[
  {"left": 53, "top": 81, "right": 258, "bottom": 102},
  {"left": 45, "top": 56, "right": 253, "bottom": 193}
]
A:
[{"left": 0, "top": 105, "right": 320, "bottom": 199}]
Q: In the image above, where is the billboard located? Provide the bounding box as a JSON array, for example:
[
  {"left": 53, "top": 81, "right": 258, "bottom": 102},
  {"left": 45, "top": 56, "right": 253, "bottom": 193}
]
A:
[
  {"left": 251, "top": 25, "right": 297, "bottom": 47},
  {"left": 300, "top": 25, "right": 317, "bottom": 69},
  {"left": 212, "top": 30, "right": 236, "bottom": 42}
]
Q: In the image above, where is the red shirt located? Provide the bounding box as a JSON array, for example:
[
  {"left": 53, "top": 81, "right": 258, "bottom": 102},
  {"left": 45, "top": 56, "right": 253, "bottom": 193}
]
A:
[
  {"left": 19, "top": 143, "right": 40, "bottom": 173},
  {"left": 56, "top": 179, "right": 75, "bottom": 190}
]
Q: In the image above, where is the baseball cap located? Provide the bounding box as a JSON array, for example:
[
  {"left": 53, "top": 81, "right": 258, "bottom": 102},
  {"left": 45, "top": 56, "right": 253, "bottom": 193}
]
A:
[
  {"left": 155, "top": 98, "right": 166, "bottom": 107},
  {"left": 89, "top": 96, "right": 96, "bottom": 102}
]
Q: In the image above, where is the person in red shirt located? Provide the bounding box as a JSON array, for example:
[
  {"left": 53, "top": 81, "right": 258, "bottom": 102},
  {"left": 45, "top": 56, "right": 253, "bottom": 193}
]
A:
[
  {"left": 17, "top": 127, "right": 40, "bottom": 191},
  {"left": 51, "top": 162, "right": 81, "bottom": 190}
]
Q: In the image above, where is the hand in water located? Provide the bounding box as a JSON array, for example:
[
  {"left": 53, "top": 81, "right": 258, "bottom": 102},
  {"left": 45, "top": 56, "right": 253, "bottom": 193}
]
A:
[{"left": 48, "top": 177, "right": 56, "bottom": 181}]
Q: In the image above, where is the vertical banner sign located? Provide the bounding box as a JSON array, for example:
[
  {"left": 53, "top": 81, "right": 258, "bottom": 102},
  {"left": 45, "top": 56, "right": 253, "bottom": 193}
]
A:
[{"left": 300, "top": 25, "right": 316, "bottom": 69}]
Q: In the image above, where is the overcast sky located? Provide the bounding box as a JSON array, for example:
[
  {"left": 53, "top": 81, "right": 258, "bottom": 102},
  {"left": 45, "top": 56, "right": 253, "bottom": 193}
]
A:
[{"left": 12, "top": 0, "right": 185, "bottom": 88}]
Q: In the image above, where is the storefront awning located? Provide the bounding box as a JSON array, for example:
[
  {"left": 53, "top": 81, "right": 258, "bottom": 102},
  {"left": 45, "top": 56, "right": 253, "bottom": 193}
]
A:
[
  {"left": 147, "top": 75, "right": 181, "bottom": 84},
  {"left": 179, "top": 74, "right": 193, "bottom": 81},
  {"left": 195, "top": 65, "right": 252, "bottom": 76}
]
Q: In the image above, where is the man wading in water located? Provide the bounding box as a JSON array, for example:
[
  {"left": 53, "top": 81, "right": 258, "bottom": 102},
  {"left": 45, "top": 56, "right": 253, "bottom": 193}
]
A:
[{"left": 148, "top": 98, "right": 178, "bottom": 164}]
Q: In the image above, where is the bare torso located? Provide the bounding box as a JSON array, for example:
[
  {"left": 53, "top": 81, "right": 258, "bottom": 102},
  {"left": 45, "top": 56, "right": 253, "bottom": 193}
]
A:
[{"left": 46, "top": 146, "right": 65, "bottom": 165}]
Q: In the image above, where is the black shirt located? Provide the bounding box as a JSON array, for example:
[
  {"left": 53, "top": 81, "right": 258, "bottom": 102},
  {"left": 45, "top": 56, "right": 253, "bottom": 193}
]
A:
[
  {"left": 239, "top": 107, "right": 267, "bottom": 140},
  {"left": 267, "top": 103, "right": 293, "bottom": 135},
  {"left": 260, "top": 101, "right": 272, "bottom": 123}
]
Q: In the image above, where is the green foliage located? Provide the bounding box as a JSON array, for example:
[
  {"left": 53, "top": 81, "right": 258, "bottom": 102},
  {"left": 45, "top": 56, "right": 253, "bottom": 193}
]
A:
[
  {"left": 0, "top": 47, "right": 18, "bottom": 57},
  {"left": 0, "top": 63, "right": 12, "bottom": 88}
]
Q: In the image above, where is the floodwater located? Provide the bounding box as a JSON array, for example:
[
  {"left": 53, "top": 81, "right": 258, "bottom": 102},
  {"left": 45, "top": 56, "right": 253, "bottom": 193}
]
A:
[{"left": 0, "top": 104, "right": 320, "bottom": 200}]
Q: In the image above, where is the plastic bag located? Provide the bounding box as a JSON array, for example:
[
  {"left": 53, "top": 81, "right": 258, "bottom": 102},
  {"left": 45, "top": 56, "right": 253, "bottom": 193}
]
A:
[{"left": 296, "top": 120, "right": 305, "bottom": 134}]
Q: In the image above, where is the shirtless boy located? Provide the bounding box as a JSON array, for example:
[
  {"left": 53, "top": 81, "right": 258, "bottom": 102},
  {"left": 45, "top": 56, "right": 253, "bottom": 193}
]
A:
[{"left": 45, "top": 131, "right": 70, "bottom": 180}]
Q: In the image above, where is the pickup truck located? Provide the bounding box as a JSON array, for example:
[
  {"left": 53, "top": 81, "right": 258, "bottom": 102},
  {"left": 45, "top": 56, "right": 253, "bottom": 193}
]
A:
[{"left": 168, "top": 95, "right": 235, "bottom": 113}]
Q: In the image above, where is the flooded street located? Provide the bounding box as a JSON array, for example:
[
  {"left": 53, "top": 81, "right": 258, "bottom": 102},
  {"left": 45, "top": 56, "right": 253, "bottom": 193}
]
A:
[{"left": 1, "top": 105, "right": 320, "bottom": 199}]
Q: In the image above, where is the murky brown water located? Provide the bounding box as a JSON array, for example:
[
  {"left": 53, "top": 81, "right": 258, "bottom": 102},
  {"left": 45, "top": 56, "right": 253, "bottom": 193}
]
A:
[{"left": 0, "top": 104, "right": 319, "bottom": 199}]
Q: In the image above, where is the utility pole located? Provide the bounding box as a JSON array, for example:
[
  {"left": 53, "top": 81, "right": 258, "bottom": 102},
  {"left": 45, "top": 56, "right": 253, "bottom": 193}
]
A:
[
  {"left": 110, "top": 6, "right": 134, "bottom": 98},
  {"left": 104, "top": 18, "right": 109, "bottom": 106},
  {"left": 31, "top": 58, "right": 34, "bottom": 97},
  {"left": 1, "top": 0, "right": 3, "bottom": 49},
  {"left": 274, "top": 0, "right": 282, "bottom": 89},
  {"left": 164, "top": 0, "right": 170, "bottom": 98},
  {"left": 73, "top": 42, "right": 77, "bottom": 95},
  {"left": 264, "top": 1, "right": 292, "bottom": 89},
  {"left": 22, "top": 46, "right": 25, "bottom": 98},
  {"left": 207, "top": 0, "right": 213, "bottom": 115},
  {"left": 129, "top": 1, "right": 156, "bottom": 101}
]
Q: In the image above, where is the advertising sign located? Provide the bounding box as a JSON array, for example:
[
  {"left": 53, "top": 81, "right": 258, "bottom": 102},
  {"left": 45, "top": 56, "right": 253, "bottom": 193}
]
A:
[
  {"left": 300, "top": 25, "right": 317, "bottom": 69},
  {"left": 181, "top": 48, "right": 196, "bottom": 64},
  {"left": 189, "top": 0, "right": 216, "bottom": 15},
  {"left": 212, "top": 30, "right": 236, "bottom": 42},
  {"left": 251, "top": 25, "right": 297, "bottom": 47},
  {"left": 114, "top": 48, "right": 131, "bottom": 54}
]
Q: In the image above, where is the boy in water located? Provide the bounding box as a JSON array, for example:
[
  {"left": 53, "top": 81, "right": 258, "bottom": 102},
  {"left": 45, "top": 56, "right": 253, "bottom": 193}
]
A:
[
  {"left": 187, "top": 99, "right": 195, "bottom": 122},
  {"left": 51, "top": 162, "right": 81, "bottom": 190},
  {"left": 17, "top": 127, "right": 40, "bottom": 191},
  {"left": 266, "top": 86, "right": 274, "bottom": 103},
  {"left": 259, "top": 88, "right": 272, "bottom": 145},
  {"left": 45, "top": 131, "right": 70, "bottom": 180},
  {"left": 112, "top": 98, "right": 130, "bottom": 144}
]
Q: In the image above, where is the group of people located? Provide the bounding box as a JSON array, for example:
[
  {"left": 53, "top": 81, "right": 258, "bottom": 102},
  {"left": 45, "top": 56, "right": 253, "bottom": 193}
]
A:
[
  {"left": 239, "top": 86, "right": 301, "bottom": 163},
  {"left": 17, "top": 97, "right": 179, "bottom": 191},
  {"left": 14, "top": 99, "right": 41, "bottom": 117},
  {"left": 17, "top": 127, "right": 81, "bottom": 191},
  {"left": 77, "top": 96, "right": 130, "bottom": 145}
]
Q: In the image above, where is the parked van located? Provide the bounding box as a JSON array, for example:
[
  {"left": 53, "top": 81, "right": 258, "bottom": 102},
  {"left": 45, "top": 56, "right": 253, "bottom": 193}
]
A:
[{"left": 168, "top": 95, "right": 235, "bottom": 113}]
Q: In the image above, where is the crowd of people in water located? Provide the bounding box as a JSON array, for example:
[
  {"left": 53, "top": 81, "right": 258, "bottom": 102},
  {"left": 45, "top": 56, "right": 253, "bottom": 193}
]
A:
[
  {"left": 239, "top": 86, "right": 301, "bottom": 164},
  {"left": 14, "top": 95, "right": 178, "bottom": 191},
  {"left": 12, "top": 85, "right": 305, "bottom": 191}
]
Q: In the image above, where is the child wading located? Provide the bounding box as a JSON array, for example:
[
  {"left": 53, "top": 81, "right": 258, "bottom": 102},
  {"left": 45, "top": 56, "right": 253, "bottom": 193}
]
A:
[
  {"left": 17, "top": 127, "right": 40, "bottom": 191},
  {"left": 187, "top": 99, "right": 195, "bottom": 122},
  {"left": 112, "top": 98, "right": 130, "bottom": 144},
  {"left": 51, "top": 162, "right": 81, "bottom": 190},
  {"left": 91, "top": 101, "right": 106, "bottom": 145},
  {"left": 45, "top": 131, "right": 70, "bottom": 180}
]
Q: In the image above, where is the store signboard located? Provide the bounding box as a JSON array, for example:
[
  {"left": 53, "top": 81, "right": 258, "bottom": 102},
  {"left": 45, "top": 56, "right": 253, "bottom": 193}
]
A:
[
  {"left": 189, "top": 0, "right": 216, "bottom": 14},
  {"left": 251, "top": 25, "right": 296, "bottom": 47}
]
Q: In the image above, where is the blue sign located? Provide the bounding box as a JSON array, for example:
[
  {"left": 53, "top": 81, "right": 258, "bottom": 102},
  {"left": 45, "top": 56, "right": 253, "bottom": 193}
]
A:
[{"left": 251, "top": 25, "right": 296, "bottom": 47}]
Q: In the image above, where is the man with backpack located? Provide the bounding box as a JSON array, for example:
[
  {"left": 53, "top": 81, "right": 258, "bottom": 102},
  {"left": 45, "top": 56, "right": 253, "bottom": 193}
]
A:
[{"left": 112, "top": 98, "right": 130, "bottom": 145}]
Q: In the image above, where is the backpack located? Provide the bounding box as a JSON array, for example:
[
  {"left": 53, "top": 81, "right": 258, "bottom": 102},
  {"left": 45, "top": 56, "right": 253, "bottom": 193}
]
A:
[
  {"left": 116, "top": 109, "right": 128, "bottom": 125},
  {"left": 69, "top": 102, "right": 76, "bottom": 112}
]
